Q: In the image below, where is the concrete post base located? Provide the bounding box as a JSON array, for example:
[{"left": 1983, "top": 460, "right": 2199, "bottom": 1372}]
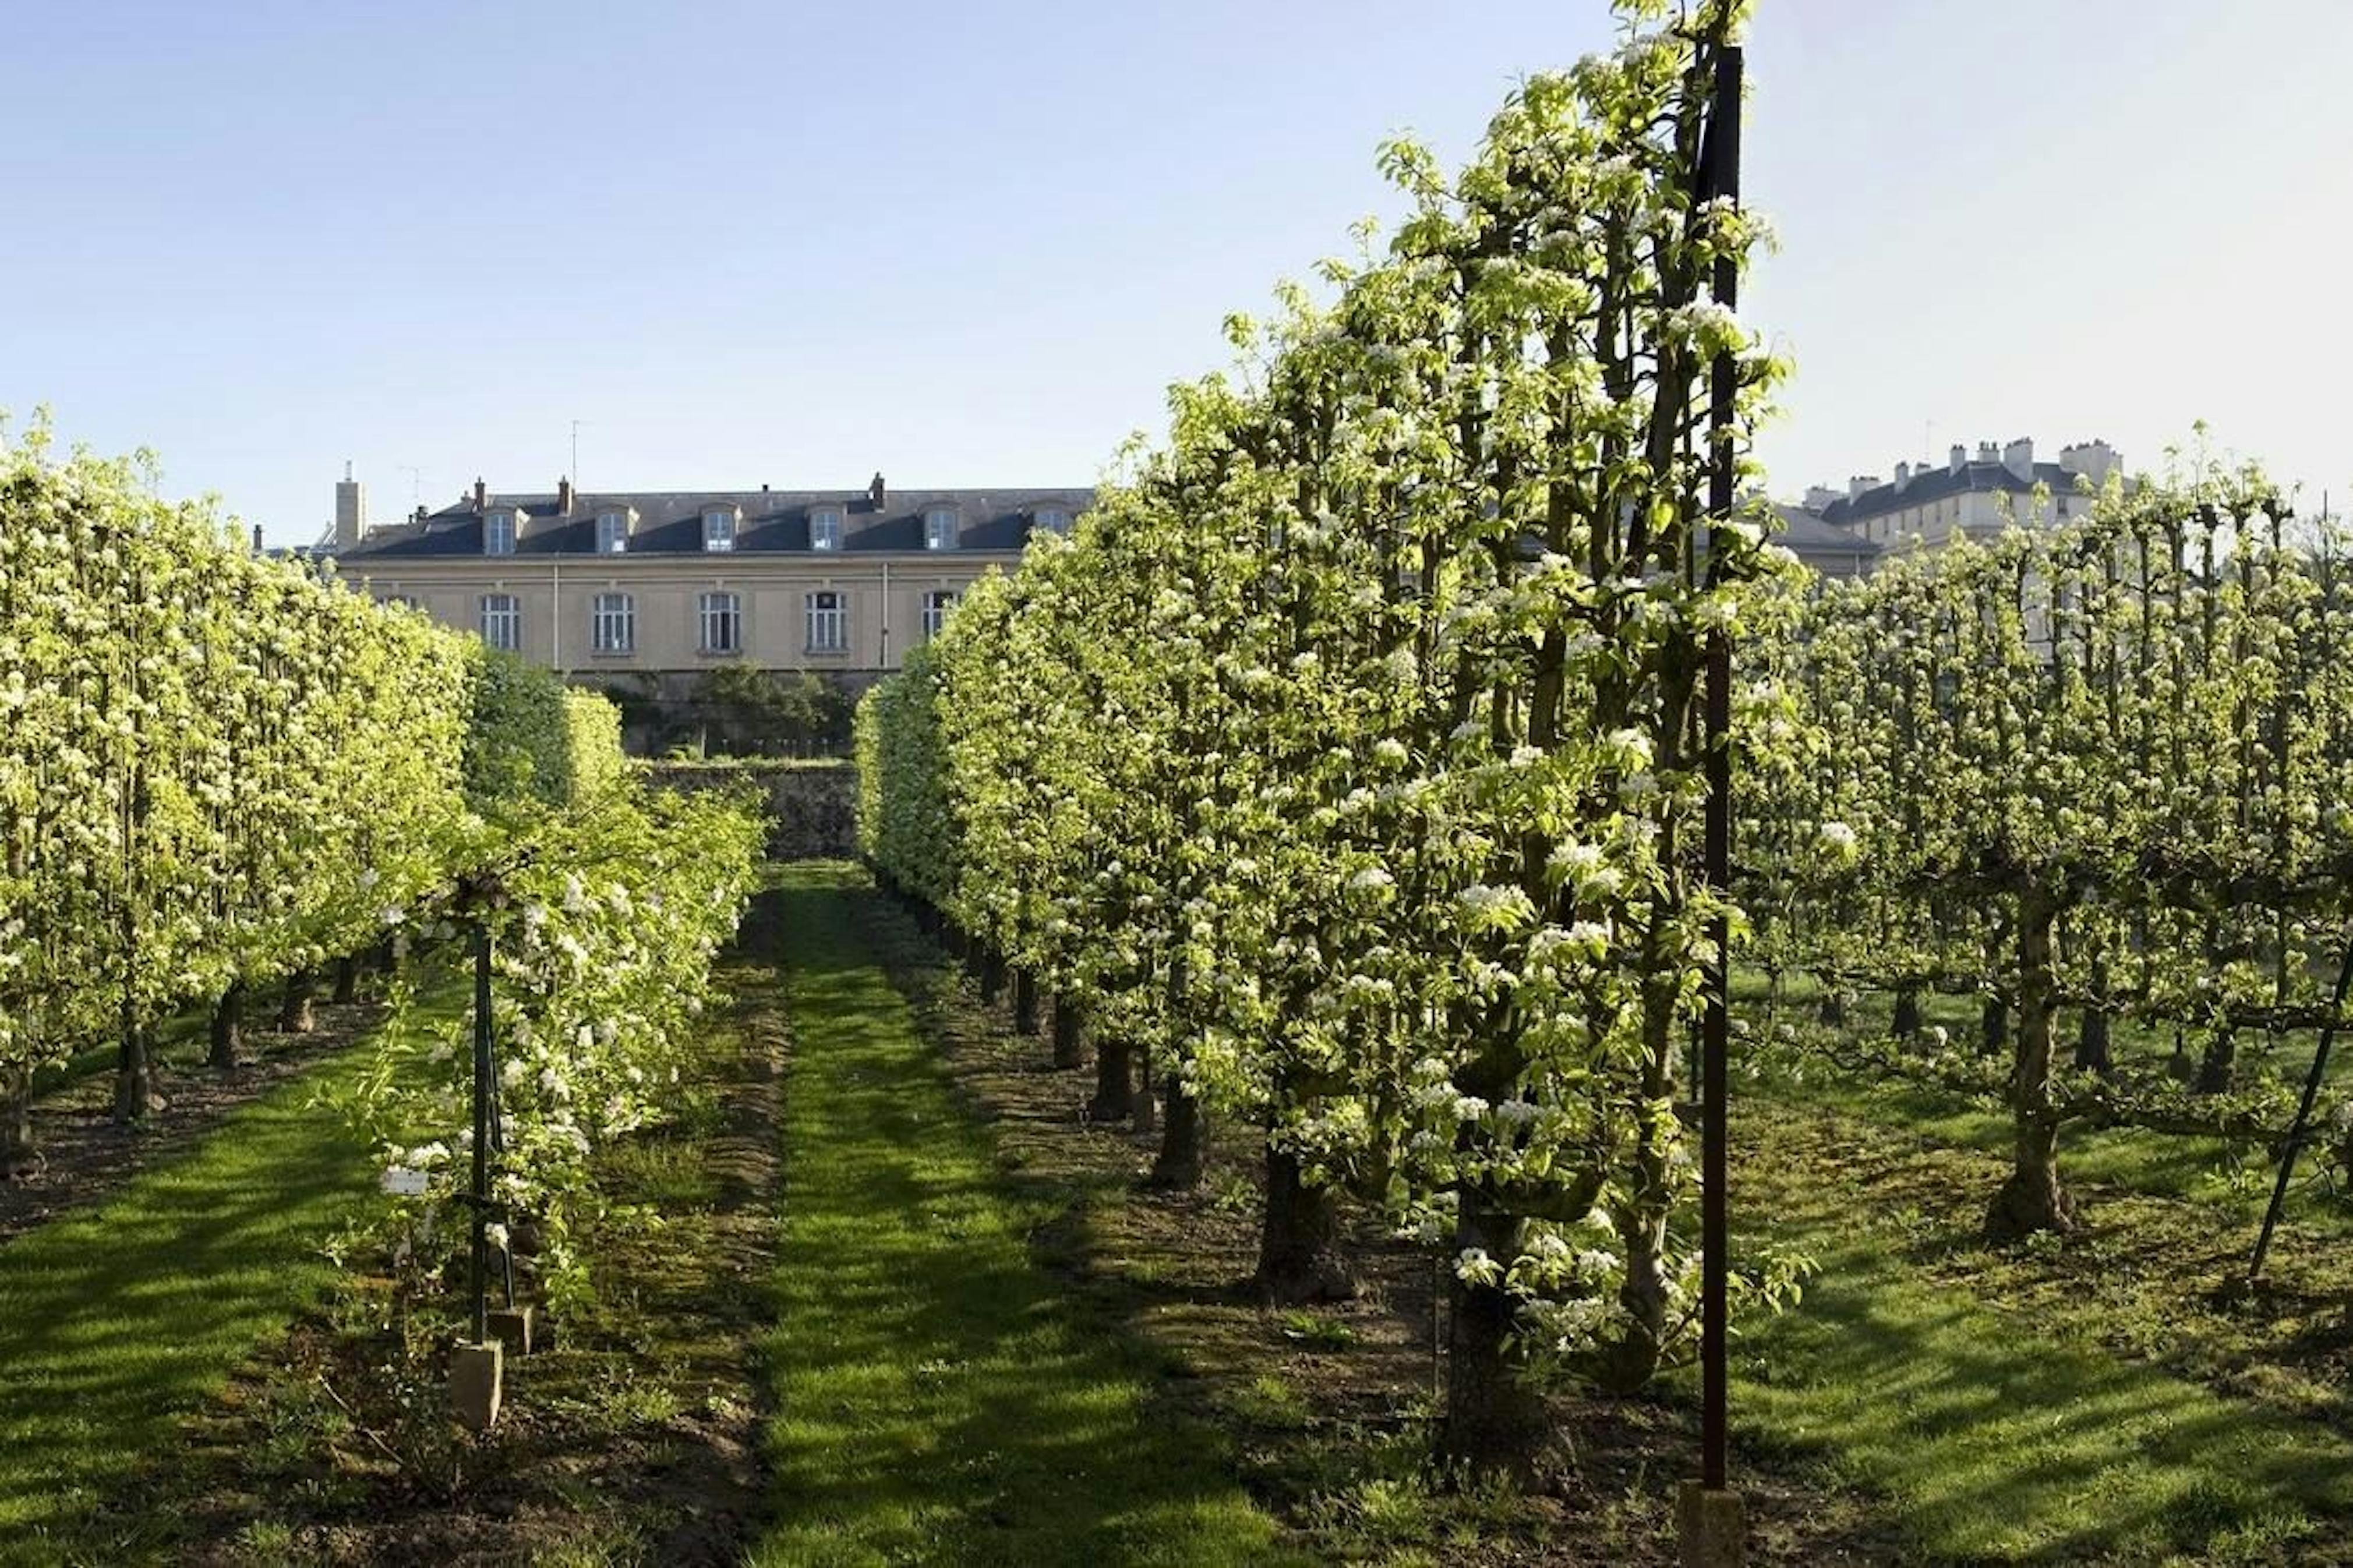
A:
[
  {"left": 1677, "top": 1479, "right": 1746, "bottom": 1568},
  {"left": 487, "top": 1304, "right": 536, "bottom": 1357},
  {"left": 450, "top": 1340, "right": 504, "bottom": 1431}
]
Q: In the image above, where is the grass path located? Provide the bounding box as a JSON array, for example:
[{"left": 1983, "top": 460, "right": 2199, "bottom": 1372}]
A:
[
  {"left": 0, "top": 992, "right": 453, "bottom": 1565},
  {"left": 753, "top": 865, "right": 1305, "bottom": 1567}
]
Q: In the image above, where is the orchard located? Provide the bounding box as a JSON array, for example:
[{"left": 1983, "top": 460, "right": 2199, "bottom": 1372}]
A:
[{"left": 9, "top": 2, "right": 2353, "bottom": 1563}]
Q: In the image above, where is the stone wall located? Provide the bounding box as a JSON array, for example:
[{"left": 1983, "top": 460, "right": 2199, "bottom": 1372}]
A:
[{"left": 638, "top": 759, "right": 857, "bottom": 860}]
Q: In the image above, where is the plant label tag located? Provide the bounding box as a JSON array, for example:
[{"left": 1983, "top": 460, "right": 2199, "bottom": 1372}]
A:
[{"left": 381, "top": 1167, "right": 430, "bottom": 1197}]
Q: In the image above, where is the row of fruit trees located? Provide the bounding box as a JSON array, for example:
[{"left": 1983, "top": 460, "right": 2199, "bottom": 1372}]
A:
[
  {"left": 0, "top": 415, "right": 766, "bottom": 1345},
  {"left": 863, "top": 0, "right": 1777, "bottom": 1472},
  {"left": 1760, "top": 470, "right": 2353, "bottom": 1239},
  {"left": 856, "top": 0, "right": 2353, "bottom": 1474}
]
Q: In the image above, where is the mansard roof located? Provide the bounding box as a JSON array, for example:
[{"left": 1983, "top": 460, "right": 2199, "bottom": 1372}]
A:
[{"left": 347, "top": 487, "right": 1095, "bottom": 557}]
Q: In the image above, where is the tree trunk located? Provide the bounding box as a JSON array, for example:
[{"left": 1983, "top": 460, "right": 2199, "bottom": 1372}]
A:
[
  {"left": 1148, "top": 1077, "right": 1204, "bottom": 1189},
  {"left": 979, "top": 947, "right": 1006, "bottom": 1008},
  {"left": 1892, "top": 987, "right": 1921, "bottom": 1038},
  {"left": 1988, "top": 1110, "right": 2078, "bottom": 1241},
  {"left": 279, "top": 968, "right": 317, "bottom": 1034},
  {"left": 1012, "top": 971, "right": 1040, "bottom": 1036},
  {"left": 1981, "top": 995, "right": 2009, "bottom": 1057},
  {"left": 1088, "top": 1033, "right": 1134, "bottom": 1122},
  {"left": 1986, "top": 895, "right": 2078, "bottom": 1240},
  {"left": 2073, "top": 1007, "right": 2112, "bottom": 1074},
  {"left": 1051, "top": 996, "right": 1085, "bottom": 1069},
  {"left": 113, "top": 1018, "right": 162, "bottom": 1124},
  {"left": 2195, "top": 1028, "right": 2237, "bottom": 1095},
  {"left": 1254, "top": 1145, "right": 1353, "bottom": 1303},
  {"left": 2074, "top": 956, "right": 2111, "bottom": 1073},
  {"left": 1133, "top": 1052, "right": 1157, "bottom": 1135},
  {"left": 332, "top": 955, "right": 359, "bottom": 1006},
  {"left": 209, "top": 978, "right": 246, "bottom": 1070},
  {"left": 1818, "top": 989, "right": 1846, "bottom": 1027},
  {"left": 0, "top": 1067, "right": 37, "bottom": 1180},
  {"left": 1440, "top": 1194, "right": 1548, "bottom": 1477}
]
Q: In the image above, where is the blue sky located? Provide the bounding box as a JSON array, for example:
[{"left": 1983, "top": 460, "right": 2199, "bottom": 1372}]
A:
[{"left": 6, "top": 1, "right": 2350, "bottom": 544}]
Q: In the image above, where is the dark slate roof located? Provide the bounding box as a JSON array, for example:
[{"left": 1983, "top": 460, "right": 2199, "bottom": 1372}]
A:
[
  {"left": 345, "top": 487, "right": 1095, "bottom": 558},
  {"left": 1815, "top": 460, "right": 2089, "bottom": 527},
  {"left": 1771, "top": 502, "right": 1878, "bottom": 560}
]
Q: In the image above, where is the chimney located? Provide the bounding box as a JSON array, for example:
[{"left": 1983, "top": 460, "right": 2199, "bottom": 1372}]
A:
[
  {"left": 334, "top": 463, "right": 366, "bottom": 552},
  {"left": 251, "top": 523, "right": 264, "bottom": 553},
  {"left": 2059, "top": 439, "right": 2118, "bottom": 488},
  {"left": 1848, "top": 474, "right": 1879, "bottom": 502},
  {"left": 868, "top": 471, "right": 887, "bottom": 509},
  {"left": 2002, "top": 437, "right": 2034, "bottom": 483},
  {"left": 557, "top": 476, "right": 575, "bottom": 516},
  {"left": 1977, "top": 441, "right": 1999, "bottom": 462},
  {"left": 1802, "top": 484, "right": 1842, "bottom": 513},
  {"left": 473, "top": 476, "right": 487, "bottom": 513},
  {"left": 1893, "top": 461, "right": 1912, "bottom": 490},
  {"left": 1949, "top": 443, "right": 1967, "bottom": 475}
]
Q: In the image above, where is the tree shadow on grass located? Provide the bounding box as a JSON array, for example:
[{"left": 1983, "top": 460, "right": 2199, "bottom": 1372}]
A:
[
  {"left": 750, "top": 870, "right": 1305, "bottom": 1568},
  {"left": 0, "top": 1065, "right": 379, "bottom": 1552}
]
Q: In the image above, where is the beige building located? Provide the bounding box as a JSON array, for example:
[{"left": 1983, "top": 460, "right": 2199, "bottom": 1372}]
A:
[
  {"left": 1796, "top": 437, "right": 2121, "bottom": 555},
  {"left": 331, "top": 471, "right": 1090, "bottom": 689}
]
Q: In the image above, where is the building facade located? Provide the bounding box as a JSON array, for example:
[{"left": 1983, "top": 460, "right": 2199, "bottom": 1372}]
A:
[
  {"left": 1794, "top": 437, "right": 2121, "bottom": 555},
  {"left": 331, "top": 472, "right": 1090, "bottom": 688}
]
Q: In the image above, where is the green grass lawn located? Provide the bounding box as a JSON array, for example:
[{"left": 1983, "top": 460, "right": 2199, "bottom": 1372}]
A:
[
  {"left": 0, "top": 984, "right": 459, "bottom": 1566},
  {"left": 1734, "top": 1098, "right": 2353, "bottom": 1564},
  {"left": 1739, "top": 967, "right": 2353, "bottom": 1226},
  {"left": 752, "top": 863, "right": 1306, "bottom": 1568}
]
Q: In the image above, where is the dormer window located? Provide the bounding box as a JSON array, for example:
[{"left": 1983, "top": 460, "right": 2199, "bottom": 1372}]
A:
[
  {"left": 924, "top": 507, "right": 959, "bottom": 551},
  {"left": 596, "top": 509, "right": 630, "bottom": 554},
  {"left": 811, "top": 507, "right": 843, "bottom": 551},
  {"left": 484, "top": 508, "right": 517, "bottom": 556},
  {"left": 1034, "top": 507, "right": 1070, "bottom": 536},
  {"left": 703, "top": 506, "right": 738, "bottom": 553}
]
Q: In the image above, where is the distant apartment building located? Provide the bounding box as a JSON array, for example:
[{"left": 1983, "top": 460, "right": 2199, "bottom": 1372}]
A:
[
  {"left": 329, "top": 471, "right": 1091, "bottom": 691},
  {"left": 1769, "top": 502, "right": 1881, "bottom": 579},
  {"left": 1792, "top": 437, "right": 2122, "bottom": 558}
]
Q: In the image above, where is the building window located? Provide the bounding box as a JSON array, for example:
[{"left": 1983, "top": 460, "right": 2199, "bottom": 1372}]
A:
[
  {"left": 485, "top": 509, "right": 516, "bottom": 556},
  {"left": 1034, "top": 507, "right": 1069, "bottom": 536},
  {"left": 597, "top": 511, "right": 628, "bottom": 553},
  {"left": 807, "top": 590, "right": 846, "bottom": 653},
  {"left": 704, "top": 509, "right": 737, "bottom": 553},
  {"left": 699, "top": 590, "right": 742, "bottom": 654},
  {"left": 924, "top": 507, "right": 958, "bottom": 551},
  {"left": 811, "top": 508, "right": 843, "bottom": 551},
  {"left": 591, "top": 592, "right": 634, "bottom": 654},
  {"left": 479, "top": 593, "right": 520, "bottom": 652},
  {"left": 921, "top": 589, "right": 956, "bottom": 640}
]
